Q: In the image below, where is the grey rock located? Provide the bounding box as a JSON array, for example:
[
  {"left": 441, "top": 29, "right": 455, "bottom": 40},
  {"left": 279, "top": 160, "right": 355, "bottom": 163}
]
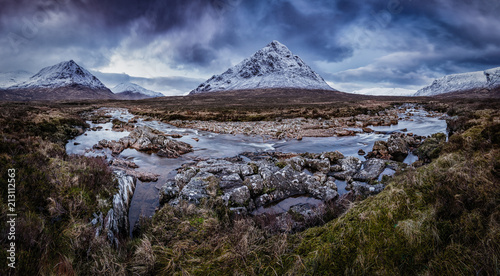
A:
[
  {"left": 244, "top": 174, "right": 264, "bottom": 195},
  {"left": 305, "top": 177, "right": 338, "bottom": 201},
  {"left": 286, "top": 156, "right": 306, "bottom": 171},
  {"left": 159, "top": 180, "right": 179, "bottom": 205},
  {"left": 330, "top": 164, "right": 342, "bottom": 172},
  {"left": 320, "top": 151, "right": 344, "bottom": 164},
  {"left": 305, "top": 158, "right": 330, "bottom": 173},
  {"left": 255, "top": 193, "right": 272, "bottom": 207},
  {"left": 350, "top": 182, "right": 385, "bottom": 197},
  {"left": 267, "top": 165, "right": 308, "bottom": 201},
  {"left": 334, "top": 156, "right": 362, "bottom": 180},
  {"left": 222, "top": 186, "right": 251, "bottom": 207},
  {"left": 289, "top": 203, "right": 317, "bottom": 218},
  {"left": 175, "top": 167, "right": 197, "bottom": 187},
  {"left": 221, "top": 173, "right": 241, "bottom": 182},
  {"left": 387, "top": 133, "right": 409, "bottom": 162},
  {"left": 219, "top": 173, "right": 243, "bottom": 190},
  {"left": 179, "top": 172, "right": 214, "bottom": 204},
  {"left": 353, "top": 158, "right": 387, "bottom": 181},
  {"left": 240, "top": 164, "right": 255, "bottom": 176},
  {"left": 339, "top": 156, "right": 362, "bottom": 171}
]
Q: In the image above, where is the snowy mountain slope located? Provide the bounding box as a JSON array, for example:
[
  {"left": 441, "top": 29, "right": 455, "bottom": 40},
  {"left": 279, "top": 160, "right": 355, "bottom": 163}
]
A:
[
  {"left": 350, "top": 87, "right": 416, "bottom": 96},
  {"left": 112, "top": 82, "right": 164, "bottom": 98},
  {"left": 0, "top": 70, "right": 32, "bottom": 89},
  {"left": 415, "top": 66, "right": 500, "bottom": 96},
  {"left": 2, "top": 60, "right": 116, "bottom": 101},
  {"left": 9, "top": 60, "right": 108, "bottom": 90},
  {"left": 190, "top": 40, "right": 335, "bottom": 94}
]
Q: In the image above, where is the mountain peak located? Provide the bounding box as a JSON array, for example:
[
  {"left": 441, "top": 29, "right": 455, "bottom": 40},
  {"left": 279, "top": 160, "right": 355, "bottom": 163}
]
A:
[
  {"left": 9, "top": 60, "right": 107, "bottom": 90},
  {"left": 190, "top": 41, "right": 335, "bottom": 94},
  {"left": 266, "top": 40, "right": 288, "bottom": 50}
]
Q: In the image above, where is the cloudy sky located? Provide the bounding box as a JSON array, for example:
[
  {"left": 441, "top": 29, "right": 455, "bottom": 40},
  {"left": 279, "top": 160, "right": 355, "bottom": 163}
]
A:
[{"left": 1, "top": 0, "right": 499, "bottom": 95}]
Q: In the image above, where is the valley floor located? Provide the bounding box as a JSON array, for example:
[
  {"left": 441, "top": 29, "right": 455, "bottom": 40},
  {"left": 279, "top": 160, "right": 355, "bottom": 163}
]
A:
[{"left": 0, "top": 95, "right": 499, "bottom": 275}]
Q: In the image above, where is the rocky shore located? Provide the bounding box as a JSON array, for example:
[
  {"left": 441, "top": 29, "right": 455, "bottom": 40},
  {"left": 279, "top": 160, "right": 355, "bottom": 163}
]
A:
[
  {"left": 167, "top": 106, "right": 445, "bottom": 140},
  {"left": 168, "top": 109, "right": 402, "bottom": 139},
  {"left": 94, "top": 125, "right": 193, "bottom": 157},
  {"left": 91, "top": 170, "right": 136, "bottom": 246},
  {"left": 156, "top": 126, "right": 437, "bottom": 231}
]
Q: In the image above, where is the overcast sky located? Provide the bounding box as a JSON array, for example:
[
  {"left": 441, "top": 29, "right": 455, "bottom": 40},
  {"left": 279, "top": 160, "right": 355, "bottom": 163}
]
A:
[{"left": 1, "top": 0, "right": 499, "bottom": 95}]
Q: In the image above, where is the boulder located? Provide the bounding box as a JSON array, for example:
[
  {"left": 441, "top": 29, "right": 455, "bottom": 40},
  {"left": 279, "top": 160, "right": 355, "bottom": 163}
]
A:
[
  {"left": 179, "top": 172, "right": 214, "bottom": 204},
  {"left": 304, "top": 158, "right": 330, "bottom": 173},
  {"left": 320, "top": 151, "right": 344, "bottom": 164},
  {"left": 266, "top": 165, "right": 308, "bottom": 201},
  {"left": 222, "top": 186, "right": 251, "bottom": 207},
  {"left": 353, "top": 158, "right": 386, "bottom": 182},
  {"left": 366, "top": 140, "right": 390, "bottom": 159},
  {"left": 349, "top": 182, "right": 385, "bottom": 197},
  {"left": 159, "top": 180, "right": 179, "bottom": 205},
  {"left": 286, "top": 156, "right": 306, "bottom": 171},
  {"left": 175, "top": 167, "right": 197, "bottom": 188},
  {"left": 219, "top": 173, "right": 243, "bottom": 190},
  {"left": 334, "top": 156, "right": 362, "bottom": 180},
  {"left": 289, "top": 203, "right": 317, "bottom": 219},
  {"left": 387, "top": 133, "right": 409, "bottom": 162},
  {"left": 97, "top": 126, "right": 193, "bottom": 158},
  {"left": 305, "top": 177, "right": 338, "bottom": 202},
  {"left": 244, "top": 174, "right": 264, "bottom": 196}
]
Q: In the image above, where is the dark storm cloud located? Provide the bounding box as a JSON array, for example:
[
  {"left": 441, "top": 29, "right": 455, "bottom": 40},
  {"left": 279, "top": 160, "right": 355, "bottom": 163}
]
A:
[{"left": 0, "top": 0, "right": 499, "bottom": 93}]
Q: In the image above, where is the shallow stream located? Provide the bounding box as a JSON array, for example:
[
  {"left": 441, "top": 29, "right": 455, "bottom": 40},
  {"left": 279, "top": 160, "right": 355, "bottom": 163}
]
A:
[{"left": 66, "top": 106, "right": 447, "bottom": 234}]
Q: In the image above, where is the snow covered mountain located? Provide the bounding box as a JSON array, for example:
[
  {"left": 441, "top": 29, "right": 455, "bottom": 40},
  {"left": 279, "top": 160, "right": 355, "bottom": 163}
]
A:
[
  {"left": 190, "top": 41, "right": 335, "bottom": 94},
  {"left": 0, "top": 70, "right": 32, "bottom": 89},
  {"left": 10, "top": 60, "right": 107, "bottom": 90},
  {"left": 415, "top": 66, "right": 500, "bottom": 96},
  {"left": 112, "top": 82, "right": 164, "bottom": 100},
  {"left": 2, "top": 60, "right": 115, "bottom": 101},
  {"left": 350, "top": 87, "right": 416, "bottom": 96}
]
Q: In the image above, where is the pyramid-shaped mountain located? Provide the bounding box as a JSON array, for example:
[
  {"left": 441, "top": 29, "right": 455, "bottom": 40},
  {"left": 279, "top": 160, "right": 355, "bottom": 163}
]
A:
[
  {"left": 2, "top": 60, "right": 116, "bottom": 101},
  {"left": 190, "top": 41, "right": 335, "bottom": 94}
]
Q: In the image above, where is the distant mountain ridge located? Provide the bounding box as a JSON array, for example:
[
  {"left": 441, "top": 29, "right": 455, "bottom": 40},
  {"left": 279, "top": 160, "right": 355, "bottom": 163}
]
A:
[
  {"left": 112, "top": 82, "right": 164, "bottom": 100},
  {"left": 2, "top": 60, "right": 116, "bottom": 101},
  {"left": 190, "top": 40, "right": 335, "bottom": 94},
  {"left": 350, "top": 87, "right": 416, "bottom": 96},
  {"left": 415, "top": 66, "right": 500, "bottom": 96}
]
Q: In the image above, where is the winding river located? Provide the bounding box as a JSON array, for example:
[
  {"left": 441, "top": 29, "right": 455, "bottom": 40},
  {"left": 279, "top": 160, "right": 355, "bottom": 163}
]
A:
[{"left": 66, "top": 105, "right": 448, "bottom": 234}]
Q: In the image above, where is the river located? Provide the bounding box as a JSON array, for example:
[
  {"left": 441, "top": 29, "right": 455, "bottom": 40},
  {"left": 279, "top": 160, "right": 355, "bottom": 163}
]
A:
[{"left": 66, "top": 105, "right": 447, "bottom": 235}]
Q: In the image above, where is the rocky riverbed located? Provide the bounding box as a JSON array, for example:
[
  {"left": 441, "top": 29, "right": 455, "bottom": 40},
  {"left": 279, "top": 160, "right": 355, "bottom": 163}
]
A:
[
  {"left": 158, "top": 129, "right": 423, "bottom": 231},
  {"left": 167, "top": 106, "right": 444, "bottom": 139},
  {"left": 68, "top": 105, "right": 447, "bottom": 235}
]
